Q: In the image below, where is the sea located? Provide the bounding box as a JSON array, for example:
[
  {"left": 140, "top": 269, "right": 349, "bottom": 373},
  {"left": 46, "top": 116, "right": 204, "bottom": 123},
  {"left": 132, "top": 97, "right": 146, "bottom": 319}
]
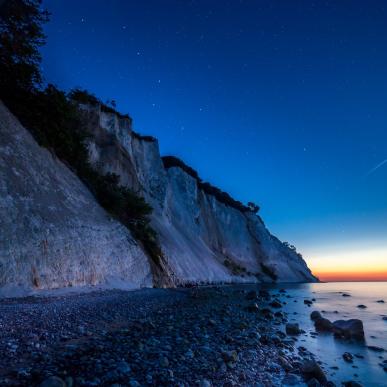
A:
[{"left": 265, "top": 282, "right": 387, "bottom": 386}]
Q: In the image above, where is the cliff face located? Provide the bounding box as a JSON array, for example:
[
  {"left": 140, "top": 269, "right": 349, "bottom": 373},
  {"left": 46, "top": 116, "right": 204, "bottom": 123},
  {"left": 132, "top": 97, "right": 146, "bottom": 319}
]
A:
[
  {"left": 83, "top": 104, "right": 317, "bottom": 285},
  {"left": 0, "top": 100, "right": 316, "bottom": 295},
  {"left": 0, "top": 101, "right": 152, "bottom": 296}
]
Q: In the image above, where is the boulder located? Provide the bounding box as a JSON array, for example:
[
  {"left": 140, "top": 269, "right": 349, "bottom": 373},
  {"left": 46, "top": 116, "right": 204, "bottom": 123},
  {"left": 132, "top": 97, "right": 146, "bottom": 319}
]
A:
[
  {"left": 314, "top": 317, "right": 333, "bottom": 332},
  {"left": 286, "top": 323, "right": 302, "bottom": 335},
  {"left": 310, "top": 311, "right": 322, "bottom": 321},
  {"left": 300, "top": 359, "right": 327, "bottom": 384},
  {"left": 332, "top": 319, "right": 364, "bottom": 340}
]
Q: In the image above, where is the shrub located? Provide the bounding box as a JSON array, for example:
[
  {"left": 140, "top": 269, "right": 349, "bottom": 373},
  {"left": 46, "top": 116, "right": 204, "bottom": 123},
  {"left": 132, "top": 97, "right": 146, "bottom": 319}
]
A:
[{"left": 260, "top": 263, "right": 278, "bottom": 281}]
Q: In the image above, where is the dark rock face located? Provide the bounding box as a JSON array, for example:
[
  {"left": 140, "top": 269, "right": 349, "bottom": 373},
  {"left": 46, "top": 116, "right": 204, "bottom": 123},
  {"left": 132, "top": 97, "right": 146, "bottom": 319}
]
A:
[
  {"left": 332, "top": 319, "right": 364, "bottom": 340},
  {"left": 314, "top": 318, "right": 333, "bottom": 332},
  {"left": 300, "top": 359, "right": 327, "bottom": 384}
]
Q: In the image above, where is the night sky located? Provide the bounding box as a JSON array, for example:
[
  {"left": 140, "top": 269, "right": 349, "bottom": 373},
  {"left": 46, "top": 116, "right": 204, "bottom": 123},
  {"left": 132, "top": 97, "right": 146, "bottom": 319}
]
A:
[{"left": 41, "top": 0, "right": 387, "bottom": 280}]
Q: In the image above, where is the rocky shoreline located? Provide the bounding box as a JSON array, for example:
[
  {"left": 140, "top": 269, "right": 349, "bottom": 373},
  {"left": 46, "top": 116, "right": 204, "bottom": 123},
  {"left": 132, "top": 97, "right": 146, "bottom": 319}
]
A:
[{"left": 0, "top": 285, "right": 368, "bottom": 386}]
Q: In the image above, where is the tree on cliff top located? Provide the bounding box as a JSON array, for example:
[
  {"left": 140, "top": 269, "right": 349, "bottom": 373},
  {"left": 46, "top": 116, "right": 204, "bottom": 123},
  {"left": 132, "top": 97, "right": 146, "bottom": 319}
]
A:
[{"left": 0, "top": 0, "right": 49, "bottom": 94}]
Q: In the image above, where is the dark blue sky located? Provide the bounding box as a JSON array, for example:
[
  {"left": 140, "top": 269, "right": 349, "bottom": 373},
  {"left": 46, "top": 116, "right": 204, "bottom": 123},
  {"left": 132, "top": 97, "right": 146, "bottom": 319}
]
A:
[{"left": 41, "top": 0, "right": 387, "bottom": 272}]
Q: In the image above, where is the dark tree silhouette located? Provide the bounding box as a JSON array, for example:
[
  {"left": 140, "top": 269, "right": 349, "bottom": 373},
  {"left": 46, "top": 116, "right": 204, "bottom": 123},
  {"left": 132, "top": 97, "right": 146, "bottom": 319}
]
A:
[{"left": 0, "top": 0, "right": 49, "bottom": 93}]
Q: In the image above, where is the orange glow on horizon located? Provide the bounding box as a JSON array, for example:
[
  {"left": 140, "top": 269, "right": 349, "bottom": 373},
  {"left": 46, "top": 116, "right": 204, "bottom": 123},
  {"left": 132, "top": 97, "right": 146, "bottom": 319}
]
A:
[
  {"left": 306, "top": 245, "right": 387, "bottom": 282},
  {"left": 314, "top": 270, "right": 387, "bottom": 282}
]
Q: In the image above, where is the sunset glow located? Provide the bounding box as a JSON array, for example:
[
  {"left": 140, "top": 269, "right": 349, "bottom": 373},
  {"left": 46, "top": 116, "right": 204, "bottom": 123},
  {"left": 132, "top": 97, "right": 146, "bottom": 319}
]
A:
[{"left": 308, "top": 247, "right": 387, "bottom": 282}]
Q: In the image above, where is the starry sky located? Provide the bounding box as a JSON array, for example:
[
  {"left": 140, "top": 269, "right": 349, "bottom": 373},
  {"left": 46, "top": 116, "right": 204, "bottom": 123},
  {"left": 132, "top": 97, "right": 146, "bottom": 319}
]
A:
[{"left": 41, "top": 0, "right": 387, "bottom": 281}]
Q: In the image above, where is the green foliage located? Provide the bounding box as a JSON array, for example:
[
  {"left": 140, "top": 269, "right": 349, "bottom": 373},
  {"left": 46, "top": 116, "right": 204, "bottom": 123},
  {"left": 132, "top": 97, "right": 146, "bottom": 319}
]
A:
[{"left": 260, "top": 263, "right": 278, "bottom": 281}]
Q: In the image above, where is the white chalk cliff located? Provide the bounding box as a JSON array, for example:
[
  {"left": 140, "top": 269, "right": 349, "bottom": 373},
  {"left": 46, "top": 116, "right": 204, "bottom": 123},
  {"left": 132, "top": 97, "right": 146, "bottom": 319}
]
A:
[
  {"left": 0, "top": 101, "right": 151, "bottom": 296},
  {"left": 82, "top": 104, "right": 316, "bottom": 285},
  {"left": 0, "top": 101, "right": 316, "bottom": 295}
]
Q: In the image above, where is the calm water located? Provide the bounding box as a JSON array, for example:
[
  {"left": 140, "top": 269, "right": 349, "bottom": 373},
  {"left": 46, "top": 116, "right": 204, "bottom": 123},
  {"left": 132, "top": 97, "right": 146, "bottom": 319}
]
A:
[{"left": 264, "top": 282, "right": 387, "bottom": 386}]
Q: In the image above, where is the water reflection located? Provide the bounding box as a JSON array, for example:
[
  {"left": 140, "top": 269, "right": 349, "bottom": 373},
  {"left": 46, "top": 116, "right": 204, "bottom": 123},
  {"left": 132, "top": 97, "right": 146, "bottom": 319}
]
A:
[{"left": 263, "top": 282, "right": 387, "bottom": 385}]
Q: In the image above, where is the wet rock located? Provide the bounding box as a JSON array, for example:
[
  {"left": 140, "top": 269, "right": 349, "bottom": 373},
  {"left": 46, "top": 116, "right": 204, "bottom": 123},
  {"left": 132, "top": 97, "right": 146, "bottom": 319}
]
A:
[
  {"left": 307, "top": 378, "right": 321, "bottom": 387},
  {"left": 314, "top": 317, "right": 333, "bottom": 332},
  {"left": 357, "top": 305, "right": 367, "bottom": 309},
  {"left": 367, "top": 346, "right": 384, "bottom": 352},
  {"left": 304, "top": 300, "right": 313, "bottom": 306},
  {"left": 246, "top": 303, "right": 259, "bottom": 313},
  {"left": 259, "top": 289, "right": 270, "bottom": 298},
  {"left": 343, "top": 381, "right": 362, "bottom": 387},
  {"left": 38, "top": 376, "right": 66, "bottom": 387},
  {"left": 310, "top": 311, "right": 322, "bottom": 321},
  {"left": 376, "top": 300, "right": 385, "bottom": 303},
  {"left": 300, "top": 359, "right": 327, "bottom": 384},
  {"left": 269, "top": 300, "right": 282, "bottom": 308},
  {"left": 282, "top": 373, "right": 302, "bottom": 386},
  {"left": 278, "top": 356, "right": 293, "bottom": 371},
  {"left": 342, "top": 293, "right": 351, "bottom": 297},
  {"left": 332, "top": 319, "right": 364, "bottom": 340},
  {"left": 286, "top": 323, "right": 301, "bottom": 335},
  {"left": 342, "top": 352, "right": 353, "bottom": 362},
  {"left": 246, "top": 290, "right": 258, "bottom": 301}
]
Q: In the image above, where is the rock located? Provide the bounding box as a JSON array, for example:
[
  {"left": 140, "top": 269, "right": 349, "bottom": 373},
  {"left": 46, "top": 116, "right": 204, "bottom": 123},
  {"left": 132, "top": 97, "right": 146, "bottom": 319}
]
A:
[
  {"left": 39, "top": 376, "right": 66, "bottom": 387},
  {"left": 342, "top": 293, "right": 351, "bottom": 297},
  {"left": 160, "top": 356, "right": 169, "bottom": 367},
  {"left": 286, "top": 323, "right": 301, "bottom": 335},
  {"left": 343, "top": 382, "right": 362, "bottom": 387},
  {"left": 310, "top": 311, "right": 322, "bottom": 321},
  {"left": 199, "top": 379, "right": 212, "bottom": 387},
  {"left": 116, "top": 360, "right": 131, "bottom": 375},
  {"left": 278, "top": 356, "right": 293, "bottom": 371},
  {"left": 221, "top": 350, "right": 238, "bottom": 363},
  {"left": 259, "top": 289, "right": 270, "bottom": 298},
  {"left": 314, "top": 317, "right": 333, "bottom": 332},
  {"left": 246, "top": 303, "right": 259, "bottom": 313},
  {"left": 357, "top": 304, "right": 367, "bottom": 309},
  {"left": 304, "top": 300, "right": 313, "bottom": 306},
  {"left": 269, "top": 300, "right": 282, "bottom": 308},
  {"left": 383, "top": 316, "right": 387, "bottom": 321},
  {"left": 246, "top": 290, "right": 258, "bottom": 300},
  {"left": 282, "top": 374, "right": 302, "bottom": 386},
  {"left": 300, "top": 360, "right": 327, "bottom": 384},
  {"left": 367, "top": 346, "right": 384, "bottom": 352},
  {"left": 342, "top": 352, "right": 353, "bottom": 362},
  {"left": 307, "top": 378, "right": 321, "bottom": 387},
  {"left": 376, "top": 300, "right": 385, "bottom": 303},
  {"left": 332, "top": 319, "right": 364, "bottom": 340}
]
